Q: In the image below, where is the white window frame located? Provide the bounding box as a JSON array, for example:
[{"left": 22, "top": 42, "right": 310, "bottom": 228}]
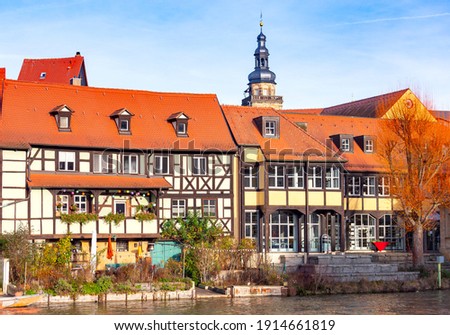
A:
[
  {"left": 365, "top": 139, "right": 374, "bottom": 153},
  {"left": 325, "top": 166, "right": 340, "bottom": 189},
  {"left": 114, "top": 200, "right": 127, "bottom": 215},
  {"left": 363, "top": 176, "right": 376, "bottom": 196},
  {"left": 177, "top": 122, "right": 186, "bottom": 135},
  {"left": 287, "top": 166, "right": 304, "bottom": 189},
  {"left": 122, "top": 154, "right": 138, "bottom": 174},
  {"left": 269, "top": 212, "right": 296, "bottom": 252},
  {"left": 59, "top": 151, "right": 76, "bottom": 171},
  {"left": 341, "top": 138, "right": 350, "bottom": 152},
  {"left": 307, "top": 166, "right": 322, "bottom": 189},
  {"left": 244, "top": 210, "right": 259, "bottom": 239},
  {"left": 155, "top": 155, "right": 170, "bottom": 175},
  {"left": 57, "top": 195, "right": 69, "bottom": 214},
  {"left": 244, "top": 166, "right": 258, "bottom": 189},
  {"left": 93, "top": 153, "right": 110, "bottom": 173},
  {"left": 193, "top": 156, "right": 207, "bottom": 176},
  {"left": 348, "top": 176, "right": 361, "bottom": 196},
  {"left": 378, "top": 176, "right": 390, "bottom": 196},
  {"left": 120, "top": 119, "right": 129, "bottom": 131},
  {"left": 265, "top": 120, "right": 276, "bottom": 137},
  {"left": 171, "top": 199, "right": 186, "bottom": 218},
  {"left": 74, "top": 195, "right": 87, "bottom": 213},
  {"left": 202, "top": 199, "right": 216, "bottom": 218},
  {"left": 268, "top": 166, "right": 285, "bottom": 188},
  {"left": 59, "top": 116, "right": 69, "bottom": 129}
]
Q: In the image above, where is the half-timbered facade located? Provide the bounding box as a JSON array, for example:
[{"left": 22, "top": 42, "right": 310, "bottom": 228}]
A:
[{"left": 0, "top": 78, "right": 236, "bottom": 269}]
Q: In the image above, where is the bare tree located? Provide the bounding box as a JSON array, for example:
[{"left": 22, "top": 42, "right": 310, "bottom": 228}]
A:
[{"left": 378, "top": 95, "right": 450, "bottom": 267}]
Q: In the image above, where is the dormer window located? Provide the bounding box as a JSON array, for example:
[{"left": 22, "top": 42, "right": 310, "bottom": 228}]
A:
[
  {"left": 365, "top": 139, "right": 374, "bottom": 153},
  {"left": 167, "top": 112, "right": 190, "bottom": 137},
  {"left": 341, "top": 138, "right": 351, "bottom": 152},
  {"left": 257, "top": 116, "right": 279, "bottom": 138},
  {"left": 49, "top": 104, "right": 74, "bottom": 132},
  {"left": 110, "top": 108, "right": 134, "bottom": 135}
]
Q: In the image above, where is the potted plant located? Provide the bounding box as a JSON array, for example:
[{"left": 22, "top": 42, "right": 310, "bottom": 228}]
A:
[{"left": 134, "top": 204, "right": 156, "bottom": 223}]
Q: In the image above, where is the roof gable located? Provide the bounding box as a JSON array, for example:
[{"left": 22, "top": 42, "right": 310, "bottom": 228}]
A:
[{"left": 18, "top": 53, "right": 88, "bottom": 86}]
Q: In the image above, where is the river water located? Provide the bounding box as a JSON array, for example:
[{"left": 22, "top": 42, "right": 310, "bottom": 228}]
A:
[{"left": 2, "top": 290, "right": 450, "bottom": 315}]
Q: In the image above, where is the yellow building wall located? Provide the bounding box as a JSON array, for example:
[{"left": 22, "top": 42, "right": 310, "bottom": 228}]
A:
[
  {"left": 269, "top": 191, "right": 286, "bottom": 206},
  {"left": 325, "top": 192, "right": 342, "bottom": 206},
  {"left": 363, "top": 198, "right": 377, "bottom": 211},
  {"left": 288, "top": 191, "right": 306, "bottom": 206},
  {"left": 245, "top": 191, "right": 265, "bottom": 206},
  {"left": 309, "top": 191, "right": 324, "bottom": 206},
  {"left": 378, "top": 198, "right": 393, "bottom": 211},
  {"left": 243, "top": 148, "right": 264, "bottom": 163},
  {"left": 347, "top": 197, "right": 363, "bottom": 211}
]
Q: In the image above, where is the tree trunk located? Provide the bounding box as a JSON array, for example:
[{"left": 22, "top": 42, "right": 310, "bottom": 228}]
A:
[{"left": 412, "top": 224, "right": 425, "bottom": 268}]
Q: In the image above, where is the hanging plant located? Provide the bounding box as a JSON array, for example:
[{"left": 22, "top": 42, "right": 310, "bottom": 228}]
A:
[
  {"left": 104, "top": 212, "right": 126, "bottom": 226},
  {"left": 60, "top": 212, "right": 98, "bottom": 225},
  {"left": 135, "top": 211, "right": 156, "bottom": 223},
  {"left": 70, "top": 203, "right": 79, "bottom": 212}
]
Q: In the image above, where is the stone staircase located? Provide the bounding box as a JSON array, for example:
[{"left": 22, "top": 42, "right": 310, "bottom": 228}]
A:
[{"left": 298, "top": 254, "right": 419, "bottom": 282}]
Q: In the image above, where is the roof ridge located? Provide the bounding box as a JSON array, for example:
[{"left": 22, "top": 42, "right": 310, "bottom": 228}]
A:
[
  {"left": 323, "top": 88, "right": 409, "bottom": 110},
  {"left": 5, "top": 79, "right": 218, "bottom": 98},
  {"left": 22, "top": 56, "right": 83, "bottom": 62}
]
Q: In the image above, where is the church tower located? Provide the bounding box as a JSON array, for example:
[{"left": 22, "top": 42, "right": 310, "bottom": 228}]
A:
[{"left": 242, "top": 19, "right": 283, "bottom": 109}]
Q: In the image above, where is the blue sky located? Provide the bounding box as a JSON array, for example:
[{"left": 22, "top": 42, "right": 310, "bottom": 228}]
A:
[{"left": 1, "top": 0, "right": 449, "bottom": 109}]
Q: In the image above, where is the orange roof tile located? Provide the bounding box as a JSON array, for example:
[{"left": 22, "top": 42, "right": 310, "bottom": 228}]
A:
[
  {"left": 320, "top": 89, "right": 408, "bottom": 118},
  {"left": 0, "top": 80, "right": 236, "bottom": 151},
  {"left": 28, "top": 173, "right": 171, "bottom": 189},
  {"left": 18, "top": 53, "right": 87, "bottom": 85},
  {"left": 221, "top": 105, "right": 343, "bottom": 163},
  {"left": 282, "top": 112, "right": 387, "bottom": 172}
]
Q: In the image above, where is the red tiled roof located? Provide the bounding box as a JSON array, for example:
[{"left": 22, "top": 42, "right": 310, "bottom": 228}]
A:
[
  {"left": 321, "top": 89, "right": 408, "bottom": 118},
  {"left": 221, "top": 105, "right": 343, "bottom": 163},
  {"left": 28, "top": 173, "right": 172, "bottom": 189},
  {"left": 0, "top": 80, "right": 236, "bottom": 151},
  {"left": 18, "top": 54, "right": 87, "bottom": 85},
  {"left": 282, "top": 112, "right": 386, "bottom": 172}
]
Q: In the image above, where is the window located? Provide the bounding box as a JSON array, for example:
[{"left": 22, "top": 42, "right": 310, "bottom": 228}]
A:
[
  {"left": 59, "top": 116, "right": 69, "bottom": 129},
  {"left": 57, "top": 195, "right": 69, "bottom": 214},
  {"left": 363, "top": 176, "right": 376, "bottom": 196},
  {"left": 287, "top": 166, "right": 304, "bottom": 189},
  {"left": 365, "top": 139, "right": 374, "bottom": 153},
  {"left": 270, "top": 211, "right": 296, "bottom": 252},
  {"left": 59, "top": 151, "right": 75, "bottom": 171},
  {"left": 307, "top": 166, "right": 322, "bottom": 189},
  {"left": 193, "top": 157, "right": 207, "bottom": 175},
  {"left": 74, "top": 195, "right": 87, "bottom": 213},
  {"left": 244, "top": 166, "right": 258, "bottom": 189},
  {"left": 265, "top": 120, "right": 276, "bottom": 137},
  {"left": 326, "top": 166, "right": 340, "bottom": 189},
  {"left": 123, "top": 155, "right": 138, "bottom": 174},
  {"left": 93, "top": 153, "right": 111, "bottom": 173},
  {"left": 155, "top": 155, "right": 170, "bottom": 175},
  {"left": 116, "top": 241, "right": 128, "bottom": 252},
  {"left": 379, "top": 215, "right": 404, "bottom": 250},
  {"left": 202, "top": 199, "right": 216, "bottom": 217},
  {"left": 378, "top": 176, "right": 390, "bottom": 196},
  {"left": 171, "top": 199, "right": 186, "bottom": 218},
  {"left": 268, "top": 166, "right": 285, "bottom": 188},
  {"left": 114, "top": 200, "right": 126, "bottom": 215},
  {"left": 350, "top": 214, "right": 376, "bottom": 250},
  {"left": 341, "top": 138, "right": 351, "bottom": 152},
  {"left": 40, "top": 72, "right": 46, "bottom": 79},
  {"left": 245, "top": 211, "right": 259, "bottom": 239},
  {"left": 348, "top": 176, "right": 361, "bottom": 196},
  {"left": 120, "top": 120, "right": 129, "bottom": 131},
  {"left": 177, "top": 122, "right": 187, "bottom": 135}
]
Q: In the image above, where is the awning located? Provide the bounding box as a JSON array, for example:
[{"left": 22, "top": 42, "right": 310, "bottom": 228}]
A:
[{"left": 28, "top": 173, "right": 172, "bottom": 189}]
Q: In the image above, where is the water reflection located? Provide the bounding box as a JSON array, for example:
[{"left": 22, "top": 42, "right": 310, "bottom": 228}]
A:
[{"left": 2, "top": 290, "right": 450, "bottom": 315}]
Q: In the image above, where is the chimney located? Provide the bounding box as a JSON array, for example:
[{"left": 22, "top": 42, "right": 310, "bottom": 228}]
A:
[
  {"left": 70, "top": 77, "right": 82, "bottom": 86},
  {"left": 75, "top": 51, "right": 81, "bottom": 57},
  {"left": 0, "top": 68, "right": 5, "bottom": 81}
]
